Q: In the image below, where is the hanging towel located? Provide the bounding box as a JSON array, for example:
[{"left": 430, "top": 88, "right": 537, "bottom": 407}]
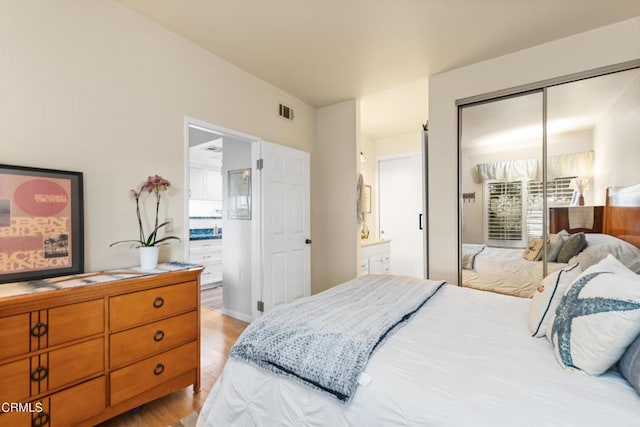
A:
[
  {"left": 568, "top": 206, "right": 594, "bottom": 229},
  {"left": 357, "top": 173, "right": 365, "bottom": 223}
]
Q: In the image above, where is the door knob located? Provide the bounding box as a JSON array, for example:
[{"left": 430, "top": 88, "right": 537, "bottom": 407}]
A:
[{"left": 305, "top": 239, "right": 312, "bottom": 244}]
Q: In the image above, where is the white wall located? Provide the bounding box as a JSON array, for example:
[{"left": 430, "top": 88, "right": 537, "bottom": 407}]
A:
[
  {"left": 312, "top": 100, "right": 359, "bottom": 294},
  {"left": 593, "top": 72, "right": 640, "bottom": 204},
  {"left": 429, "top": 17, "right": 640, "bottom": 284},
  {"left": 375, "top": 132, "right": 422, "bottom": 159},
  {"left": 221, "top": 141, "right": 253, "bottom": 320},
  {"left": 359, "top": 133, "right": 377, "bottom": 239},
  {"left": 0, "top": 0, "right": 314, "bottom": 272}
]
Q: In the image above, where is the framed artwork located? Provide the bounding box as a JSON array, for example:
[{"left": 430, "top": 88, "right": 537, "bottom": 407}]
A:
[
  {"left": 365, "top": 185, "right": 372, "bottom": 214},
  {"left": 0, "top": 164, "right": 84, "bottom": 283},
  {"left": 227, "top": 168, "right": 251, "bottom": 220}
]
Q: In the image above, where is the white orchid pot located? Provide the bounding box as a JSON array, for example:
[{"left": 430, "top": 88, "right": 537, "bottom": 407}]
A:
[{"left": 139, "top": 246, "right": 159, "bottom": 270}]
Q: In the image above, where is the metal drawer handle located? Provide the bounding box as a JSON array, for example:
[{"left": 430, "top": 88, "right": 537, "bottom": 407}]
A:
[
  {"left": 30, "top": 321, "right": 48, "bottom": 337},
  {"left": 30, "top": 366, "right": 48, "bottom": 382},
  {"left": 32, "top": 411, "right": 49, "bottom": 427},
  {"left": 153, "top": 296, "right": 164, "bottom": 308},
  {"left": 153, "top": 330, "right": 165, "bottom": 342},
  {"left": 153, "top": 363, "right": 165, "bottom": 376}
]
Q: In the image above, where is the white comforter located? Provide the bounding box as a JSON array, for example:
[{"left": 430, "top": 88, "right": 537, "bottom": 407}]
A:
[
  {"left": 462, "top": 246, "right": 567, "bottom": 297},
  {"left": 197, "top": 284, "right": 639, "bottom": 427}
]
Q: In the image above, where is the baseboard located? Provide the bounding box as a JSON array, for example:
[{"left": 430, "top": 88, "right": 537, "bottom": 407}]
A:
[{"left": 218, "top": 307, "right": 252, "bottom": 322}]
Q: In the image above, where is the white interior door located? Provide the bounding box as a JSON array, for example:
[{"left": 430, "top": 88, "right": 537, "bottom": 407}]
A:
[
  {"left": 259, "top": 141, "right": 311, "bottom": 313},
  {"left": 378, "top": 154, "right": 424, "bottom": 278}
]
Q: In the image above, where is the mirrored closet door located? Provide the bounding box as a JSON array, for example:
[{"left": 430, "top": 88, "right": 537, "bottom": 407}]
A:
[{"left": 458, "top": 64, "right": 640, "bottom": 298}]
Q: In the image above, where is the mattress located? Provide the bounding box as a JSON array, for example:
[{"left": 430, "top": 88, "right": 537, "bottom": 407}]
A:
[
  {"left": 462, "top": 246, "right": 567, "bottom": 297},
  {"left": 197, "top": 284, "right": 640, "bottom": 426}
]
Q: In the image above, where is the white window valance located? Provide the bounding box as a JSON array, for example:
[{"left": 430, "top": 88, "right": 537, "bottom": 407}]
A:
[
  {"left": 477, "top": 159, "right": 539, "bottom": 182},
  {"left": 477, "top": 151, "right": 594, "bottom": 183},
  {"left": 547, "top": 151, "right": 594, "bottom": 180}
]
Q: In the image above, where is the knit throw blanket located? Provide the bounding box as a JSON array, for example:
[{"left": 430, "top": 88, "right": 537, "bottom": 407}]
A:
[{"left": 230, "top": 274, "right": 445, "bottom": 402}]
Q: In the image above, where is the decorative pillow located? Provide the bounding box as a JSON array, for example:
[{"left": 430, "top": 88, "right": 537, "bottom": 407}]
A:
[
  {"left": 528, "top": 263, "right": 581, "bottom": 337},
  {"left": 556, "top": 232, "right": 587, "bottom": 263},
  {"left": 547, "top": 255, "right": 640, "bottom": 375},
  {"left": 619, "top": 333, "right": 640, "bottom": 394},
  {"left": 524, "top": 238, "right": 544, "bottom": 261},
  {"left": 545, "top": 233, "right": 566, "bottom": 262}
]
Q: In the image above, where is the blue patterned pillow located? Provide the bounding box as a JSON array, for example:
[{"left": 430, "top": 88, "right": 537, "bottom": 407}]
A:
[
  {"left": 548, "top": 255, "right": 640, "bottom": 375},
  {"left": 619, "top": 333, "right": 640, "bottom": 394}
]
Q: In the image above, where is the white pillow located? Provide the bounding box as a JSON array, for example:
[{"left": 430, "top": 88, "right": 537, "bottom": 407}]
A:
[
  {"left": 528, "top": 263, "right": 581, "bottom": 337},
  {"left": 568, "top": 233, "right": 640, "bottom": 271},
  {"left": 547, "top": 255, "right": 640, "bottom": 375}
]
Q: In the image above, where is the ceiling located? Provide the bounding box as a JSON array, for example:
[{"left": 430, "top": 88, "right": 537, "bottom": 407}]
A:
[{"left": 114, "top": 0, "right": 640, "bottom": 138}]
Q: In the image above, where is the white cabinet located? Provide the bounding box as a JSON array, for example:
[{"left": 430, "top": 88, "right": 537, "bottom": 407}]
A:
[
  {"left": 361, "top": 241, "right": 391, "bottom": 275},
  {"left": 189, "top": 239, "right": 223, "bottom": 286},
  {"left": 189, "top": 167, "right": 222, "bottom": 201}
]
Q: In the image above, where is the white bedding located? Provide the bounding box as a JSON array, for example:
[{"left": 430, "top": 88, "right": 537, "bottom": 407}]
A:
[
  {"left": 197, "top": 284, "right": 640, "bottom": 427},
  {"left": 462, "top": 246, "right": 567, "bottom": 297}
]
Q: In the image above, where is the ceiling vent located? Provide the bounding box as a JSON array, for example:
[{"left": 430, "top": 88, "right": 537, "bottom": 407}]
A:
[{"left": 278, "top": 103, "right": 294, "bottom": 121}]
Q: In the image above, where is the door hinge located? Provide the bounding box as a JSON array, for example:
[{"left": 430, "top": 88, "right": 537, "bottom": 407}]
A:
[
  {"left": 257, "top": 158, "right": 264, "bottom": 170},
  {"left": 257, "top": 300, "right": 264, "bottom": 312}
]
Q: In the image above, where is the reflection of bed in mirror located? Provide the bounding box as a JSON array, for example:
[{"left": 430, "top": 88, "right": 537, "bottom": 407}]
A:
[
  {"left": 462, "top": 183, "right": 640, "bottom": 298},
  {"left": 462, "top": 245, "right": 567, "bottom": 297}
]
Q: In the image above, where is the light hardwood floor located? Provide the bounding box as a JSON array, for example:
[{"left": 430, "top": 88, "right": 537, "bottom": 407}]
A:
[{"left": 98, "top": 307, "right": 247, "bottom": 426}]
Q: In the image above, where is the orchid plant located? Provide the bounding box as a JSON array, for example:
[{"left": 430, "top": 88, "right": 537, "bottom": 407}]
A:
[{"left": 110, "top": 175, "right": 181, "bottom": 248}]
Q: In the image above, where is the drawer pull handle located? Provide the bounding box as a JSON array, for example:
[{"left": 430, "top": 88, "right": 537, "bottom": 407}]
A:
[
  {"left": 153, "top": 330, "right": 165, "bottom": 342},
  {"left": 30, "top": 366, "right": 48, "bottom": 382},
  {"left": 153, "top": 296, "right": 164, "bottom": 308},
  {"left": 153, "top": 363, "right": 165, "bottom": 376},
  {"left": 30, "top": 322, "right": 48, "bottom": 337},
  {"left": 32, "top": 411, "right": 49, "bottom": 427}
]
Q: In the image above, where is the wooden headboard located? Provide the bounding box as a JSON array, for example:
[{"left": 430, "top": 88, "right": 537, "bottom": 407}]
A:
[{"left": 603, "top": 182, "right": 640, "bottom": 249}]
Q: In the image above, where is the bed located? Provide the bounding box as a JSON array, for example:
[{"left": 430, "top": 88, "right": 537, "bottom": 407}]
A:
[
  {"left": 462, "top": 185, "right": 640, "bottom": 298},
  {"left": 196, "top": 184, "right": 640, "bottom": 426},
  {"left": 461, "top": 245, "right": 568, "bottom": 297}
]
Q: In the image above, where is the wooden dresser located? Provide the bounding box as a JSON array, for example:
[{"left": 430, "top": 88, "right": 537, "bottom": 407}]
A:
[{"left": 0, "top": 265, "right": 202, "bottom": 426}]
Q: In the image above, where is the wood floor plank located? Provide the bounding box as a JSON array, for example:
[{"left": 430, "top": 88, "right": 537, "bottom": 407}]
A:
[{"left": 98, "top": 307, "right": 247, "bottom": 426}]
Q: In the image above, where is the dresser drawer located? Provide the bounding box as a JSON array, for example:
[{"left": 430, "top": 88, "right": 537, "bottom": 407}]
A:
[
  {"left": 0, "top": 313, "right": 30, "bottom": 360},
  {"left": 50, "top": 376, "right": 106, "bottom": 427},
  {"left": 110, "top": 341, "right": 197, "bottom": 405},
  {"left": 48, "top": 299, "right": 104, "bottom": 347},
  {"left": 110, "top": 281, "right": 197, "bottom": 331},
  {"left": 110, "top": 311, "right": 198, "bottom": 368},
  {"left": 48, "top": 337, "right": 104, "bottom": 391},
  {"left": 0, "top": 405, "right": 32, "bottom": 426},
  {"left": 0, "top": 358, "right": 30, "bottom": 403}
]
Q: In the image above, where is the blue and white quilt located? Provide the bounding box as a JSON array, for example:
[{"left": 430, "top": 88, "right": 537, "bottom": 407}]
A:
[{"left": 230, "top": 274, "right": 444, "bottom": 402}]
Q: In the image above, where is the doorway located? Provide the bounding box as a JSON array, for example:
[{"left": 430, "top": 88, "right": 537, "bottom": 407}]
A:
[
  {"left": 186, "top": 118, "right": 258, "bottom": 322},
  {"left": 185, "top": 117, "right": 311, "bottom": 322},
  {"left": 378, "top": 153, "right": 425, "bottom": 278}
]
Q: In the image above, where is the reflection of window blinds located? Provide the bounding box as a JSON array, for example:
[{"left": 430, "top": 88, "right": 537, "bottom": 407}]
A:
[
  {"left": 526, "top": 177, "right": 575, "bottom": 241},
  {"left": 487, "top": 181, "right": 523, "bottom": 241}
]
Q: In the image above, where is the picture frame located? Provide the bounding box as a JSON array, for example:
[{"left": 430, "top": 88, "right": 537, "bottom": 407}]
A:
[
  {"left": 0, "top": 164, "right": 84, "bottom": 284},
  {"left": 227, "top": 168, "right": 251, "bottom": 220},
  {"left": 364, "top": 184, "right": 372, "bottom": 214}
]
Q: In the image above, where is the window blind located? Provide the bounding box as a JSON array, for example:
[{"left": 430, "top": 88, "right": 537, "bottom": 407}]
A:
[
  {"left": 486, "top": 177, "right": 575, "bottom": 246},
  {"left": 487, "top": 181, "right": 523, "bottom": 242}
]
